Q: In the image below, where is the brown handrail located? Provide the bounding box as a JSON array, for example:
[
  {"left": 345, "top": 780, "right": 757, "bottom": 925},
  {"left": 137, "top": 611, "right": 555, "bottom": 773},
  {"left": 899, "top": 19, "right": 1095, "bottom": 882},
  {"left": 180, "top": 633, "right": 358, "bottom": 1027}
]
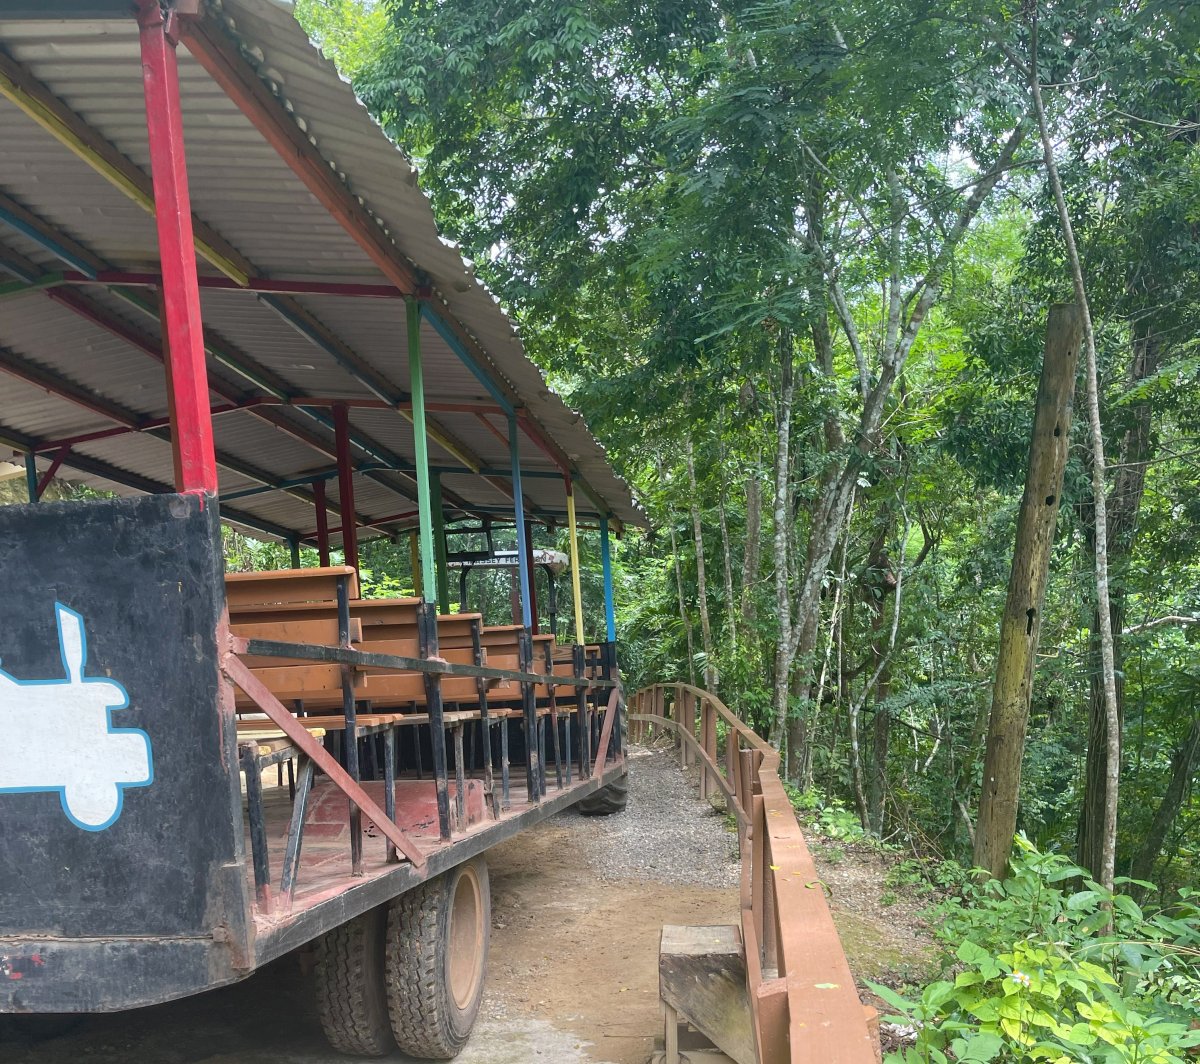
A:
[{"left": 630, "top": 683, "right": 880, "bottom": 1064}]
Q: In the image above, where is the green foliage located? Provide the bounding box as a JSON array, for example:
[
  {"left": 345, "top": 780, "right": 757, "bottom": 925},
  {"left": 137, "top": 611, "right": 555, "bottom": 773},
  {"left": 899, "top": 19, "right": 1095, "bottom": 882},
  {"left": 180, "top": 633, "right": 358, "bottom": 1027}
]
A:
[
  {"left": 786, "top": 783, "right": 869, "bottom": 842},
  {"left": 284, "top": 0, "right": 1200, "bottom": 893},
  {"left": 875, "top": 840, "right": 1200, "bottom": 1063}
]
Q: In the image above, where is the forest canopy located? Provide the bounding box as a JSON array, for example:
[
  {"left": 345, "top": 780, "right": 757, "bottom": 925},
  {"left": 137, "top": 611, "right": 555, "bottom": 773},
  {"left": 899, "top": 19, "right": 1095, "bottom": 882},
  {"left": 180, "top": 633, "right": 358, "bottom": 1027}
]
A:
[{"left": 291, "top": 0, "right": 1200, "bottom": 912}]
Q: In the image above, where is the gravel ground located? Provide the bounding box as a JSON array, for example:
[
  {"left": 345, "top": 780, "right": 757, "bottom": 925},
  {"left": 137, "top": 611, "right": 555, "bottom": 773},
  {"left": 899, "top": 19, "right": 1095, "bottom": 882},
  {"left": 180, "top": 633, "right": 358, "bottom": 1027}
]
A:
[
  {"left": 0, "top": 739, "right": 741, "bottom": 1064},
  {"left": 557, "top": 742, "right": 741, "bottom": 888}
]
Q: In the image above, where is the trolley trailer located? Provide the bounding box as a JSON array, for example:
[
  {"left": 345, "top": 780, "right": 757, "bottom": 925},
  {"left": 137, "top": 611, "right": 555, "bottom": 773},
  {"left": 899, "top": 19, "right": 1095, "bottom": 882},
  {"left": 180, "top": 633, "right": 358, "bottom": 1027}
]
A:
[{"left": 0, "top": 1, "right": 642, "bottom": 1055}]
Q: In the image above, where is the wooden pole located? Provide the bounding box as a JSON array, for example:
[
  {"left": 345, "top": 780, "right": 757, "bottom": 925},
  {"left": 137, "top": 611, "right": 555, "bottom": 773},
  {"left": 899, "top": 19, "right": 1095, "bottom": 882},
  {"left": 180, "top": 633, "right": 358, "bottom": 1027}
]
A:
[{"left": 974, "top": 304, "right": 1083, "bottom": 879}]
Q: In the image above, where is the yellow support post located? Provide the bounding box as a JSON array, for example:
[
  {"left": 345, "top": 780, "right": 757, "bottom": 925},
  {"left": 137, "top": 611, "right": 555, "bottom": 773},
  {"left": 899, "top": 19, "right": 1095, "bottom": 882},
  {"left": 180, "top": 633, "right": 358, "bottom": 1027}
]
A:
[{"left": 566, "top": 482, "right": 586, "bottom": 644}]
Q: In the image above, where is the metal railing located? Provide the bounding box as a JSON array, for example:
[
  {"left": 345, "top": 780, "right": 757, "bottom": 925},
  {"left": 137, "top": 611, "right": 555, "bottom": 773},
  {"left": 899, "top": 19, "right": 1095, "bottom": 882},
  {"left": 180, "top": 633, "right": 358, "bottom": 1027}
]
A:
[
  {"left": 222, "top": 597, "right": 623, "bottom": 916},
  {"left": 631, "top": 683, "right": 880, "bottom": 1064}
]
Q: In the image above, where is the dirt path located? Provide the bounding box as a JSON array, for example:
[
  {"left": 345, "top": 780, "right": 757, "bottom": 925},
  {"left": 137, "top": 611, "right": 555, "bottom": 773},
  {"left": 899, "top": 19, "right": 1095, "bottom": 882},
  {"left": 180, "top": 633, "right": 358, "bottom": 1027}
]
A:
[{"left": 0, "top": 746, "right": 740, "bottom": 1064}]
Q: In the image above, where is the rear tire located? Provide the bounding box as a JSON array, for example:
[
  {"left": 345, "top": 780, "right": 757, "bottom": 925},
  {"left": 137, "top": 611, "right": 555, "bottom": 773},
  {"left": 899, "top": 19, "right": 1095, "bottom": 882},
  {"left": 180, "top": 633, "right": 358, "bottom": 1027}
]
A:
[
  {"left": 385, "top": 855, "right": 490, "bottom": 1059},
  {"left": 577, "top": 772, "right": 629, "bottom": 816},
  {"left": 314, "top": 905, "right": 395, "bottom": 1057}
]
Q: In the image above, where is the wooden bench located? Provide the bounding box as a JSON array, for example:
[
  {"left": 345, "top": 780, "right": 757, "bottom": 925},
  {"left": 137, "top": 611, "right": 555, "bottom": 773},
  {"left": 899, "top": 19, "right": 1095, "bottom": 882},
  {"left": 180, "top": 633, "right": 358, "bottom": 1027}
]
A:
[{"left": 225, "top": 565, "right": 359, "bottom": 607}]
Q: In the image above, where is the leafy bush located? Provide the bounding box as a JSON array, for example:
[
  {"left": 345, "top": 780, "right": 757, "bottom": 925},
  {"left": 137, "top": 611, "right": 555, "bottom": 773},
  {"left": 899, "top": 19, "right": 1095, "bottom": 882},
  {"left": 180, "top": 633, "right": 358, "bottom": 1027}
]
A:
[
  {"left": 872, "top": 838, "right": 1200, "bottom": 1063},
  {"left": 783, "top": 783, "right": 869, "bottom": 842}
]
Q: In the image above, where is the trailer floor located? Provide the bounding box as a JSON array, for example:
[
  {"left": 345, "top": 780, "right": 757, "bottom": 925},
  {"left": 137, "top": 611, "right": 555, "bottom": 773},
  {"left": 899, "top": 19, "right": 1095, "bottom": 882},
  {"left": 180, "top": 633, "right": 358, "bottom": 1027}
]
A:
[{"left": 0, "top": 747, "right": 739, "bottom": 1064}]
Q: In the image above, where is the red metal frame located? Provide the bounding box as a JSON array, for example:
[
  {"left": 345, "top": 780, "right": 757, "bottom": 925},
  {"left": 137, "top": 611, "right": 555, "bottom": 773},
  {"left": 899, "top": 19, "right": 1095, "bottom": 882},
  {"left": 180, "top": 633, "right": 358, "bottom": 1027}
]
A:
[
  {"left": 312, "top": 478, "right": 331, "bottom": 566},
  {"left": 332, "top": 404, "right": 358, "bottom": 572},
  {"left": 34, "top": 445, "right": 70, "bottom": 498},
  {"left": 304, "top": 509, "right": 417, "bottom": 539},
  {"left": 59, "top": 270, "right": 401, "bottom": 300},
  {"left": 137, "top": 3, "right": 217, "bottom": 496},
  {"left": 179, "top": 20, "right": 421, "bottom": 295}
]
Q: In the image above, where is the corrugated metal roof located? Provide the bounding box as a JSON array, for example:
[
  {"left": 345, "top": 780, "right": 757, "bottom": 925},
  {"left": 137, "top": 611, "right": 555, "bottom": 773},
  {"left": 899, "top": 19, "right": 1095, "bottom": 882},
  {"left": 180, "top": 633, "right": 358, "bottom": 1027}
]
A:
[{"left": 0, "top": 0, "right": 645, "bottom": 541}]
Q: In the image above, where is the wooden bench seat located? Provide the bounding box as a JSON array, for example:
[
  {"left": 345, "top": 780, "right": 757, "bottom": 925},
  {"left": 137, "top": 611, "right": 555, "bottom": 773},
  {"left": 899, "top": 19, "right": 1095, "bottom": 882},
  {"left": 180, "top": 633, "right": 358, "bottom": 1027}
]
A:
[
  {"left": 225, "top": 565, "right": 359, "bottom": 607},
  {"left": 236, "top": 710, "right": 480, "bottom": 736}
]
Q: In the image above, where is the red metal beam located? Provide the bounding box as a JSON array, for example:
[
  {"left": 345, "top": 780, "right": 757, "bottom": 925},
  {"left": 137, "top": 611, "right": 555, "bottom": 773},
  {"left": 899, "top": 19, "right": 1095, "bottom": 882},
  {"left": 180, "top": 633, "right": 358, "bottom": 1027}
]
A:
[
  {"left": 0, "top": 344, "right": 142, "bottom": 427},
  {"left": 310, "top": 510, "right": 418, "bottom": 538},
  {"left": 59, "top": 270, "right": 401, "bottom": 300},
  {"left": 32, "top": 399, "right": 271, "bottom": 453},
  {"left": 517, "top": 413, "right": 572, "bottom": 479},
  {"left": 138, "top": 2, "right": 217, "bottom": 496},
  {"left": 313, "top": 478, "right": 331, "bottom": 566},
  {"left": 34, "top": 445, "right": 70, "bottom": 498},
  {"left": 179, "top": 18, "right": 422, "bottom": 296}
]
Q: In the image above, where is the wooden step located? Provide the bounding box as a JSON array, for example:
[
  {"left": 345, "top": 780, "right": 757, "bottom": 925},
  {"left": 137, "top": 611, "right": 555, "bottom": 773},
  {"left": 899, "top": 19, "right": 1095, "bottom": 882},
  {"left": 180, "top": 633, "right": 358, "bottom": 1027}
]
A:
[{"left": 659, "top": 924, "right": 754, "bottom": 1064}]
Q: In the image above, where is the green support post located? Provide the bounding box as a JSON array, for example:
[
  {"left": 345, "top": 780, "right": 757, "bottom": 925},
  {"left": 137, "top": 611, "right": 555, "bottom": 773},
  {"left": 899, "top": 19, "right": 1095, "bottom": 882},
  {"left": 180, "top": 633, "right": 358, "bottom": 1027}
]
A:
[
  {"left": 430, "top": 472, "right": 451, "bottom": 614},
  {"left": 407, "top": 298, "right": 438, "bottom": 600}
]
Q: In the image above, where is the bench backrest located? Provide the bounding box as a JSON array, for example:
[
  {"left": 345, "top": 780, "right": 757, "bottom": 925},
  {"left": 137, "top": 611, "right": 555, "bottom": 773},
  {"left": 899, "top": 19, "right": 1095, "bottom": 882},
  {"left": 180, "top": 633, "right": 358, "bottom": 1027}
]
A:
[{"left": 224, "top": 566, "right": 359, "bottom": 607}]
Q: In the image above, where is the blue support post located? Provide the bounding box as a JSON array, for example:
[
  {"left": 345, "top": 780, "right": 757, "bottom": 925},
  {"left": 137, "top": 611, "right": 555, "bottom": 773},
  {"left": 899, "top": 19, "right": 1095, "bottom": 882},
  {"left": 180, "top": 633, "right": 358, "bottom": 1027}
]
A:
[
  {"left": 24, "top": 451, "right": 38, "bottom": 503},
  {"left": 600, "top": 515, "right": 616, "bottom": 643},
  {"left": 508, "top": 412, "right": 533, "bottom": 630}
]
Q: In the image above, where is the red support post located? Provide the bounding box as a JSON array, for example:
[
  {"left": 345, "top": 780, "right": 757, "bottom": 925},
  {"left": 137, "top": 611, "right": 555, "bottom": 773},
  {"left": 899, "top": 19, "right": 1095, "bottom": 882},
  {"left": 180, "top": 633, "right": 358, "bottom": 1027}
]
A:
[
  {"left": 332, "top": 403, "right": 359, "bottom": 574},
  {"left": 34, "top": 446, "right": 71, "bottom": 499},
  {"left": 313, "top": 478, "right": 331, "bottom": 567},
  {"left": 137, "top": 2, "right": 217, "bottom": 496}
]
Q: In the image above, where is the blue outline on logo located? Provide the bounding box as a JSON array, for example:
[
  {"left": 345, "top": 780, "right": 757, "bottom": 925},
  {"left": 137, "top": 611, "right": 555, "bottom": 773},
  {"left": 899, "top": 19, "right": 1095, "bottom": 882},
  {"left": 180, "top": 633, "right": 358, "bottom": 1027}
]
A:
[{"left": 0, "top": 602, "right": 153, "bottom": 831}]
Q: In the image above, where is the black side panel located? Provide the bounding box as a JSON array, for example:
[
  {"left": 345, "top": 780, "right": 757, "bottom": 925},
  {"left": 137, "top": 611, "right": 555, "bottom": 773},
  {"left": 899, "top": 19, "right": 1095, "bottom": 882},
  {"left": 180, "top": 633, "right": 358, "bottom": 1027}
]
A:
[{"left": 0, "top": 495, "right": 246, "bottom": 941}]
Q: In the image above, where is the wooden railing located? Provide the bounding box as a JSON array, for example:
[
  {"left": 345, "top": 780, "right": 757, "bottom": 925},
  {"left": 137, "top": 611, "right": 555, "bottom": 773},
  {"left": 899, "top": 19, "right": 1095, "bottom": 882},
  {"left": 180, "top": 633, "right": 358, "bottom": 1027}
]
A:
[{"left": 630, "top": 683, "right": 880, "bottom": 1064}]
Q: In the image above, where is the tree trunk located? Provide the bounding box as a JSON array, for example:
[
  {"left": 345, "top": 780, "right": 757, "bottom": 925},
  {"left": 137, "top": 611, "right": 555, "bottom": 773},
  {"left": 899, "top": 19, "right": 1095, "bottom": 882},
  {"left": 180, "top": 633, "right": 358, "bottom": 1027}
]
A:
[
  {"left": 685, "top": 436, "right": 717, "bottom": 690},
  {"left": 741, "top": 457, "right": 763, "bottom": 633},
  {"left": 974, "top": 304, "right": 1082, "bottom": 880},
  {"left": 1026, "top": 22, "right": 1120, "bottom": 899},
  {"left": 661, "top": 456, "right": 697, "bottom": 687},
  {"left": 1077, "top": 327, "right": 1159, "bottom": 878},
  {"left": 769, "top": 334, "right": 797, "bottom": 745},
  {"left": 1129, "top": 717, "right": 1200, "bottom": 898},
  {"left": 848, "top": 686, "right": 870, "bottom": 829},
  {"left": 716, "top": 433, "right": 738, "bottom": 647},
  {"left": 864, "top": 519, "right": 897, "bottom": 835},
  {"left": 868, "top": 611, "right": 893, "bottom": 836}
]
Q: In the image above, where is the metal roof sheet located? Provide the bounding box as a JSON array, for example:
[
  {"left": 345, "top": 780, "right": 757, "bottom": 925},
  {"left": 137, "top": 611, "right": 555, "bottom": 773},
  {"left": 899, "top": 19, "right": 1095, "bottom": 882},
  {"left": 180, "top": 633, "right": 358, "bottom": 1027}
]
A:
[{"left": 0, "top": 0, "right": 645, "bottom": 540}]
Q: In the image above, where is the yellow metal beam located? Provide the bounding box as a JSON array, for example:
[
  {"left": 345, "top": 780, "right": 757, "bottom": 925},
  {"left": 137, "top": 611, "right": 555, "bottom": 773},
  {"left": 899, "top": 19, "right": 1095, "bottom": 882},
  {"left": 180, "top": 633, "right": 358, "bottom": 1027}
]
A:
[
  {"left": 566, "top": 486, "right": 586, "bottom": 644},
  {"left": 0, "top": 51, "right": 251, "bottom": 286}
]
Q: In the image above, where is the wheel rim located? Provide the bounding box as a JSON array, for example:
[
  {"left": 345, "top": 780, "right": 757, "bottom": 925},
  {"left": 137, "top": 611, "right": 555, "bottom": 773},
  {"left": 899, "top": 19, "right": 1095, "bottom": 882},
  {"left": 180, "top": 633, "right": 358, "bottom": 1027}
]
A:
[{"left": 447, "top": 866, "right": 484, "bottom": 1010}]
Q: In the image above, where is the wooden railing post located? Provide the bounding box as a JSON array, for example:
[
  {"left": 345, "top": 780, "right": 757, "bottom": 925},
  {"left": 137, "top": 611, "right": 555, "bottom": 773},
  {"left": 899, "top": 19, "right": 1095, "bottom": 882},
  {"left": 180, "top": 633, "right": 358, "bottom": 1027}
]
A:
[{"left": 628, "top": 680, "right": 878, "bottom": 1061}]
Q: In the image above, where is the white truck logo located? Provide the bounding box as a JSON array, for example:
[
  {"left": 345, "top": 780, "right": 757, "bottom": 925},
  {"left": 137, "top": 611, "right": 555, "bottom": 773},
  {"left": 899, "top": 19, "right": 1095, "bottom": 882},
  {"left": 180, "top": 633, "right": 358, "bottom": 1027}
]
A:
[{"left": 0, "top": 603, "right": 152, "bottom": 830}]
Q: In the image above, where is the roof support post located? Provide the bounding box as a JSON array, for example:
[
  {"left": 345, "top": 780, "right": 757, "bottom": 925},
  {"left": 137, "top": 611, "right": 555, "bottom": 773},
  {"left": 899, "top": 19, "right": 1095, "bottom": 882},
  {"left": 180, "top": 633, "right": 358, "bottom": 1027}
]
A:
[
  {"left": 600, "top": 515, "right": 616, "bottom": 643},
  {"left": 409, "top": 532, "right": 423, "bottom": 598},
  {"left": 24, "top": 451, "right": 37, "bottom": 504},
  {"left": 419, "top": 302, "right": 514, "bottom": 416},
  {"left": 332, "top": 403, "right": 359, "bottom": 575},
  {"left": 508, "top": 412, "right": 533, "bottom": 631},
  {"left": 565, "top": 480, "right": 586, "bottom": 644},
  {"left": 137, "top": 2, "right": 217, "bottom": 496},
  {"left": 408, "top": 298, "right": 438, "bottom": 600},
  {"left": 313, "top": 477, "right": 331, "bottom": 566},
  {"left": 430, "top": 472, "right": 450, "bottom": 614}
]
